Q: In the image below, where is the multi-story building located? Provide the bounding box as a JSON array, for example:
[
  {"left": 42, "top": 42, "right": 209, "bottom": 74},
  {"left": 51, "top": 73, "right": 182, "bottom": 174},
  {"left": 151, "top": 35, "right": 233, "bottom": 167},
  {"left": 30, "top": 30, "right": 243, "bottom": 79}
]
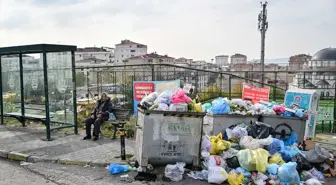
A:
[
  {"left": 291, "top": 47, "right": 336, "bottom": 97},
  {"left": 174, "top": 57, "right": 193, "bottom": 67},
  {"left": 1, "top": 54, "right": 34, "bottom": 71},
  {"left": 215, "top": 55, "right": 229, "bottom": 66},
  {"left": 230, "top": 53, "right": 247, "bottom": 65},
  {"left": 75, "top": 47, "right": 114, "bottom": 63},
  {"left": 288, "top": 54, "right": 311, "bottom": 71},
  {"left": 190, "top": 60, "right": 209, "bottom": 69},
  {"left": 125, "top": 52, "right": 174, "bottom": 65},
  {"left": 114, "top": 39, "right": 147, "bottom": 64},
  {"left": 180, "top": 70, "right": 209, "bottom": 92},
  {"left": 2, "top": 55, "right": 35, "bottom": 91}
]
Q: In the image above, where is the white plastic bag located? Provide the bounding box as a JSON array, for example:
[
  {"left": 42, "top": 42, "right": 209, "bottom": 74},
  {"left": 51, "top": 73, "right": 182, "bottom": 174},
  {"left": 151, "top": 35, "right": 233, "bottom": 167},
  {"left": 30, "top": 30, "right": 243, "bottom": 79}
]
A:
[
  {"left": 231, "top": 126, "right": 248, "bottom": 139},
  {"left": 207, "top": 166, "right": 228, "bottom": 184},
  {"left": 221, "top": 148, "right": 238, "bottom": 160},
  {"left": 164, "top": 162, "right": 186, "bottom": 182},
  {"left": 155, "top": 103, "right": 169, "bottom": 111},
  {"left": 140, "top": 92, "right": 157, "bottom": 105},
  {"left": 240, "top": 135, "right": 273, "bottom": 150},
  {"left": 305, "top": 178, "right": 322, "bottom": 185},
  {"left": 205, "top": 155, "right": 226, "bottom": 168},
  {"left": 201, "top": 136, "right": 211, "bottom": 152}
]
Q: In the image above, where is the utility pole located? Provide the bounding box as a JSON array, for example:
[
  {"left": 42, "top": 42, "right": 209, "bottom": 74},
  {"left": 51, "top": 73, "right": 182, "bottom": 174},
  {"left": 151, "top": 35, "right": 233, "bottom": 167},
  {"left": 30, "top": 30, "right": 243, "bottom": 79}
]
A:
[{"left": 258, "top": 1, "right": 268, "bottom": 87}]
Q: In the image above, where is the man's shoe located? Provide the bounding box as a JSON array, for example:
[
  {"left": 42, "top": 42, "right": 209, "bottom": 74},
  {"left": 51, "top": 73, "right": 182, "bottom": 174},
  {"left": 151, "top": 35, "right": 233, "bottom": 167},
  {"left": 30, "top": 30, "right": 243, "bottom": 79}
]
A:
[
  {"left": 93, "top": 136, "right": 99, "bottom": 141},
  {"left": 83, "top": 135, "right": 91, "bottom": 140}
]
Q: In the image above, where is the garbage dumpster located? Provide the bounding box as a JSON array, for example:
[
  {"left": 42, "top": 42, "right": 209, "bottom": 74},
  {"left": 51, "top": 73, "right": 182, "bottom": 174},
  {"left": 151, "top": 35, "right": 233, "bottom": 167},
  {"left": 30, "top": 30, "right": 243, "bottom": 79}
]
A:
[
  {"left": 261, "top": 115, "right": 306, "bottom": 141},
  {"left": 135, "top": 107, "right": 205, "bottom": 168},
  {"left": 204, "top": 113, "right": 260, "bottom": 136}
]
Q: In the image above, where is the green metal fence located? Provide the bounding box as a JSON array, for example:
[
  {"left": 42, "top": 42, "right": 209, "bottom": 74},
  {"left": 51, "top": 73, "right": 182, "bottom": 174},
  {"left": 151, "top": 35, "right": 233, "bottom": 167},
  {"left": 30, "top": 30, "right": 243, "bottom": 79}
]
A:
[{"left": 75, "top": 63, "right": 336, "bottom": 133}]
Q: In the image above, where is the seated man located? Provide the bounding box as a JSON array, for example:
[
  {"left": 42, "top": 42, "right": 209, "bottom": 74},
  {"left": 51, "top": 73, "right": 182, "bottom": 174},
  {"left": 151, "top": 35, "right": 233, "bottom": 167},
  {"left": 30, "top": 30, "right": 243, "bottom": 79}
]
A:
[{"left": 83, "top": 92, "right": 113, "bottom": 141}]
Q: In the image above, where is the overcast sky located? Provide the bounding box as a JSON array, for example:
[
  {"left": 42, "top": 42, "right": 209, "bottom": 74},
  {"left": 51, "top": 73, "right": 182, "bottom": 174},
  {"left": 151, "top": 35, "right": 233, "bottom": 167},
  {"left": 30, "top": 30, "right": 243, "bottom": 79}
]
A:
[{"left": 0, "top": 0, "right": 335, "bottom": 61}]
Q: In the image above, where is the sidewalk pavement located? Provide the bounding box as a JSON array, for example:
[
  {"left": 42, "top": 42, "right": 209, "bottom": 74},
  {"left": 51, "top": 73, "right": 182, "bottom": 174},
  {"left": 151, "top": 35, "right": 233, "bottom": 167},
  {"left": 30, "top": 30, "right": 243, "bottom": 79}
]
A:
[
  {"left": 314, "top": 133, "right": 336, "bottom": 152},
  {"left": 0, "top": 124, "right": 135, "bottom": 166}
]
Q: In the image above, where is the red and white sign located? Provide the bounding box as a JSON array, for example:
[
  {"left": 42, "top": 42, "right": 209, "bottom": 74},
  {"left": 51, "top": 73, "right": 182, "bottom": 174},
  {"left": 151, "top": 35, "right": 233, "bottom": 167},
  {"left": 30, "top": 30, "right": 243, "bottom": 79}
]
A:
[
  {"left": 242, "top": 82, "right": 270, "bottom": 104},
  {"left": 134, "top": 82, "right": 155, "bottom": 101}
]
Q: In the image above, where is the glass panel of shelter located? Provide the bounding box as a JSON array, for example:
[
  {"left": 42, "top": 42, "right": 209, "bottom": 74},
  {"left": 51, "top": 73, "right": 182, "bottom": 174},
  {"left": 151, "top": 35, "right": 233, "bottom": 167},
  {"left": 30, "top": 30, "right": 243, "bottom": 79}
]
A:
[
  {"left": 22, "top": 53, "right": 45, "bottom": 116},
  {"left": 47, "top": 52, "right": 74, "bottom": 125},
  {"left": 1, "top": 55, "right": 21, "bottom": 116}
]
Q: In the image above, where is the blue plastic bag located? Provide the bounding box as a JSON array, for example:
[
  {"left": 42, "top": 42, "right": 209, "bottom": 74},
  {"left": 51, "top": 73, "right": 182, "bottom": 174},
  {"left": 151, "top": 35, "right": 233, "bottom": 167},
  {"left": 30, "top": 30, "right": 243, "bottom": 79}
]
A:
[
  {"left": 108, "top": 112, "right": 116, "bottom": 121},
  {"left": 108, "top": 163, "right": 129, "bottom": 175},
  {"left": 277, "top": 162, "right": 300, "bottom": 185},
  {"left": 265, "top": 138, "right": 285, "bottom": 155},
  {"left": 267, "top": 164, "right": 279, "bottom": 175},
  {"left": 309, "top": 168, "right": 325, "bottom": 182},
  {"left": 209, "top": 98, "right": 231, "bottom": 114},
  {"left": 281, "top": 111, "right": 295, "bottom": 117},
  {"left": 236, "top": 167, "right": 251, "bottom": 177},
  {"left": 283, "top": 132, "right": 298, "bottom": 146},
  {"left": 280, "top": 146, "right": 300, "bottom": 162},
  {"left": 154, "top": 90, "right": 172, "bottom": 105},
  {"left": 295, "top": 109, "right": 305, "bottom": 118}
]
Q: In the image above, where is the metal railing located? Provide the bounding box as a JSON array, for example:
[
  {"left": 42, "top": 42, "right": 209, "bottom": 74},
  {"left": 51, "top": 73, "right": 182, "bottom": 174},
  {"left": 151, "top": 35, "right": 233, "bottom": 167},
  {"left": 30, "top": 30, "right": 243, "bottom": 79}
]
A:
[{"left": 75, "top": 63, "right": 336, "bottom": 133}]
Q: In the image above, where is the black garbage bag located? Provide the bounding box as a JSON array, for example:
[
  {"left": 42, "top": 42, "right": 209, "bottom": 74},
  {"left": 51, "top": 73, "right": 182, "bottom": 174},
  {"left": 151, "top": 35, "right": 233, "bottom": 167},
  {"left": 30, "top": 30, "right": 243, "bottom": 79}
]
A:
[
  {"left": 226, "top": 156, "right": 240, "bottom": 169},
  {"left": 247, "top": 121, "right": 274, "bottom": 139},
  {"left": 291, "top": 153, "right": 313, "bottom": 172},
  {"left": 134, "top": 172, "right": 157, "bottom": 181},
  {"left": 222, "top": 124, "right": 237, "bottom": 140}
]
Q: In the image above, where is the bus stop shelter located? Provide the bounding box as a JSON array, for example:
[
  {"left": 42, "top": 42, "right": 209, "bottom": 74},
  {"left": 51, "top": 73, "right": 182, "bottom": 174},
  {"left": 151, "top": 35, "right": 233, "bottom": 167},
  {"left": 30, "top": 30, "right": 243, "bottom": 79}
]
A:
[{"left": 0, "top": 44, "right": 78, "bottom": 140}]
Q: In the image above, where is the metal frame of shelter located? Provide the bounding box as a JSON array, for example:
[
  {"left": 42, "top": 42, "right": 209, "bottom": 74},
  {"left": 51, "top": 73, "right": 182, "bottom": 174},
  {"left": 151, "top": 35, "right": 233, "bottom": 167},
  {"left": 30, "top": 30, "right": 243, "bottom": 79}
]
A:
[{"left": 0, "top": 44, "right": 78, "bottom": 140}]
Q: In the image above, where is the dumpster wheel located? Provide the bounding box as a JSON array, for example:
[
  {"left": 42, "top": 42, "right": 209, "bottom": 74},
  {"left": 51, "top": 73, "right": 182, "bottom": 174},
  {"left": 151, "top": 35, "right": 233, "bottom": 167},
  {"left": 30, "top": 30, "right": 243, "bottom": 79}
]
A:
[{"left": 273, "top": 123, "right": 293, "bottom": 140}]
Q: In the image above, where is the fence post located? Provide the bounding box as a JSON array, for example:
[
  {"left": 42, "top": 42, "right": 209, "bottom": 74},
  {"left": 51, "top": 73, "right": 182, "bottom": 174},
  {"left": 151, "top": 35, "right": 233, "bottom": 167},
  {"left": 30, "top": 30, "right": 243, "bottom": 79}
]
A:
[
  {"left": 196, "top": 70, "right": 199, "bottom": 93},
  {"left": 0, "top": 56, "right": 3, "bottom": 125},
  {"left": 303, "top": 72, "right": 306, "bottom": 88},
  {"left": 86, "top": 70, "right": 90, "bottom": 102},
  {"left": 322, "top": 120, "right": 324, "bottom": 133},
  {"left": 174, "top": 67, "right": 176, "bottom": 80},
  {"left": 151, "top": 65, "right": 155, "bottom": 81},
  {"left": 273, "top": 72, "right": 277, "bottom": 101},
  {"left": 96, "top": 70, "right": 99, "bottom": 96},
  {"left": 220, "top": 74, "right": 223, "bottom": 97},
  {"left": 100, "top": 71, "right": 103, "bottom": 94},
  {"left": 245, "top": 72, "right": 248, "bottom": 83},
  {"left": 229, "top": 75, "right": 232, "bottom": 100},
  {"left": 334, "top": 80, "right": 336, "bottom": 133}
]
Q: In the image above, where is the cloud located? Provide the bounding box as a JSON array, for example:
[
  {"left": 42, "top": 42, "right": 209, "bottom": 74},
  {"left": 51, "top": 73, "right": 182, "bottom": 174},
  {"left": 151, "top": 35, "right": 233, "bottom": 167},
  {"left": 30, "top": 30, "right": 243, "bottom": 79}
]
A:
[{"left": 0, "top": 0, "right": 335, "bottom": 60}]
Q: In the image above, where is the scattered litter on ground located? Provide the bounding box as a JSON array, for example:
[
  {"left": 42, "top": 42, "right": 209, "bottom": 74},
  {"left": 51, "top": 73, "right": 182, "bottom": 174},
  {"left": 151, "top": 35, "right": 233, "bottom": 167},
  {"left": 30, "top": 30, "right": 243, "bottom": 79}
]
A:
[{"left": 20, "top": 161, "right": 33, "bottom": 166}]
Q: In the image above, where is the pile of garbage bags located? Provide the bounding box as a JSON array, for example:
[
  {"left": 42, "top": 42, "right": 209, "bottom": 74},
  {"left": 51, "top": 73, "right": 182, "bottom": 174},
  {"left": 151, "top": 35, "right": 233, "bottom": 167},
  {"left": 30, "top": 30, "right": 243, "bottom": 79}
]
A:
[
  {"left": 138, "top": 90, "right": 308, "bottom": 119},
  {"left": 138, "top": 88, "right": 194, "bottom": 112},
  {"left": 184, "top": 122, "right": 335, "bottom": 185}
]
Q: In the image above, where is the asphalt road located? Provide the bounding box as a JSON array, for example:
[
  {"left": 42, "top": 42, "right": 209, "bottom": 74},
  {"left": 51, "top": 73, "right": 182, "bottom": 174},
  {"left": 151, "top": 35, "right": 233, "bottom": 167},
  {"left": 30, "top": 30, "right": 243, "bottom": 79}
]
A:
[
  {"left": 1, "top": 159, "right": 335, "bottom": 185},
  {"left": 0, "top": 159, "right": 57, "bottom": 185}
]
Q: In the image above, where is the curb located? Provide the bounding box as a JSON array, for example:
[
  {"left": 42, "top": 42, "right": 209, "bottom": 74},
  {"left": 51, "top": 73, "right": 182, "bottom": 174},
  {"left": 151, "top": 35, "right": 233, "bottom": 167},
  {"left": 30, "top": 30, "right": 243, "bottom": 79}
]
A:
[
  {"left": 8, "top": 152, "right": 29, "bottom": 161},
  {"left": 0, "top": 150, "right": 9, "bottom": 158},
  {"left": 0, "top": 149, "right": 129, "bottom": 167}
]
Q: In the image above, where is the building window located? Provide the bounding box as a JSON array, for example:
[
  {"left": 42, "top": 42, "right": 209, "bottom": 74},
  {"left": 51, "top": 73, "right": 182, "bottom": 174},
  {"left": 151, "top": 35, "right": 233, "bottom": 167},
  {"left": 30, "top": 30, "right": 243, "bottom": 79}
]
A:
[
  {"left": 131, "top": 50, "right": 135, "bottom": 52},
  {"left": 321, "top": 91, "right": 324, "bottom": 97},
  {"left": 326, "top": 92, "right": 330, "bottom": 97}
]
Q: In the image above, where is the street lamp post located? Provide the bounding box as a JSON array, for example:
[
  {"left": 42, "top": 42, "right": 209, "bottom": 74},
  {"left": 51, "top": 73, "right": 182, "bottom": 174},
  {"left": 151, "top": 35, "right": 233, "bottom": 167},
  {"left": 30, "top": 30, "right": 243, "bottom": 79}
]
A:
[{"left": 258, "top": 1, "right": 268, "bottom": 87}]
